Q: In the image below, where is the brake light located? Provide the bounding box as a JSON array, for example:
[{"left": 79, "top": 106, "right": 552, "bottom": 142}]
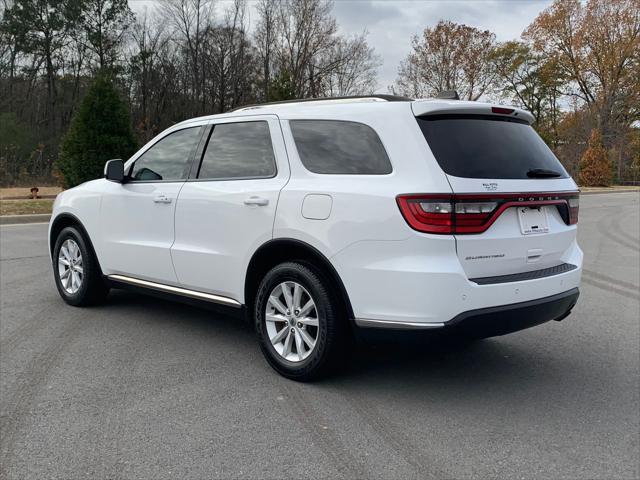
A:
[
  {"left": 491, "top": 107, "right": 515, "bottom": 115},
  {"left": 397, "top": 192, "right": 579, "bottom": 234}
]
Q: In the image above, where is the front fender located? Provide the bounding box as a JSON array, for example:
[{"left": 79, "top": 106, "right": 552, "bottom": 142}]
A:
[{"left": 48, "top": 180, "right": 105, "bottom": 259}]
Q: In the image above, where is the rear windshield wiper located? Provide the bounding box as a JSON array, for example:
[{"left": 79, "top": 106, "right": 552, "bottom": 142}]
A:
[{"left": 527, "top": 168, "right": 562, "bottom": 178}]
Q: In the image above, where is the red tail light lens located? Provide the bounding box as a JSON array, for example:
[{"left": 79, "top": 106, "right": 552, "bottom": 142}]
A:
[
  {"left": 491, "top": 107, "right": 515, "bottom": 115},
  {"left": 398, "top": 195, "right": 453, "bottom": 234},
  {"left": 397, "top": 192, "right": 579, "bottom": 234}
]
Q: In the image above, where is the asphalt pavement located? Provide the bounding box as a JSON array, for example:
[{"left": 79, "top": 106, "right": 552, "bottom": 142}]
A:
[{"left": 1, "top": 192, "right": 639, "bottom": 479}]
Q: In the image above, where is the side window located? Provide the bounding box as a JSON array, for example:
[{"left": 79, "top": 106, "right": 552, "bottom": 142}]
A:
[
  {"left": 129, "top": 126, "right": 203, "bottom": 181},
  {"left": 198, "top": 121, "right": 276, "bottom": 180},
  {"left": 290, "top": 120, "right": 392, "bottom": 174}
]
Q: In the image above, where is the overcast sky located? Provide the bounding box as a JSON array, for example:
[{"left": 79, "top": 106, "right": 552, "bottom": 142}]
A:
[{"left": 130, "top": 0, "right": 554, "bottom": 92}]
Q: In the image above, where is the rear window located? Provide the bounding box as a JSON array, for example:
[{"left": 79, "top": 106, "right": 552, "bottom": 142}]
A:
[
  {"left": 290, "top": 120, "right": 392, "bottom": 174},
  {"left": 416, "top": 115, "right": 568, "bottom": 179}
]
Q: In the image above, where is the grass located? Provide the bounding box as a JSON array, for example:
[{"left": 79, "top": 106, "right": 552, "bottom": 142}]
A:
[
  {"left": 0, "top": 186, "right": 62, "bottom": 199},
  {"left": 0, "top": 199, "right": 54, "bottom": 216}
]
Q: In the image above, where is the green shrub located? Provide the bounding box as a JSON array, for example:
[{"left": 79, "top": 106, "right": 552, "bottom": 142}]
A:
[{"left": 57, "top": 75, "right": 137, "bottom": 187}]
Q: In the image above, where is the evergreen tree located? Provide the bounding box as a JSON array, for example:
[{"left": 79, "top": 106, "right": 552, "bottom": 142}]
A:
[
  {"left": 578, "top": 129, "right": 613, "bottom": 187},
  {"left": 268, "top": 70, "right": 296, "bottom": 102},
  {"left": 57, "top": 75, "right": 137, "bottom": 187}
]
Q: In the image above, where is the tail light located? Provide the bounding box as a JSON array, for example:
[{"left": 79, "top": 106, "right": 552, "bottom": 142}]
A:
[
  {"left": 568, "top": 196, "right": 579, "bottom": 225},
  {"left": 491, "top": 107, "right": 515, "bottom": 115},
  {"left": 397, "top": 192, "right": 579, "bottom": 234}
]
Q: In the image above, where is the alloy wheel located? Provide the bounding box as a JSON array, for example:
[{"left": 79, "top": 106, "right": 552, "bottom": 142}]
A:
[
  {"left": 265, "top": 281, "right": 319, "bottom": 362},
  {"left": 58, "top": 238, "right": 83, "bottom": 295}
]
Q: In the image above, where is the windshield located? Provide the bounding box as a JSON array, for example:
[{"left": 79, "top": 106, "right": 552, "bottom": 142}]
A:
[{"left": 416, "top": 114, "right": 568, "bottom": 179}]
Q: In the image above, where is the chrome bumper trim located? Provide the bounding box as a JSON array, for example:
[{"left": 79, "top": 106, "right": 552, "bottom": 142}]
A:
[{"left": 354, "top": 318, "right": 445, "bottom": 330}]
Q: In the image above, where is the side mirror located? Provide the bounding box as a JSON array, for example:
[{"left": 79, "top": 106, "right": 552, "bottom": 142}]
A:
[{"left": 104, "top": 159, "right": 125, "bottom": 183}]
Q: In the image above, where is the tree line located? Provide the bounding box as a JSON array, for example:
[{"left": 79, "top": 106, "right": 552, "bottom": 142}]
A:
[
  {"left": 0, "top": 0, "right": 638, "bottom": 187},
  {"left": 0, "top": 0, "right": 380, "bottom": 185},
  {"left": 394, "top": 0, "right": 639, "bottom": 185}
]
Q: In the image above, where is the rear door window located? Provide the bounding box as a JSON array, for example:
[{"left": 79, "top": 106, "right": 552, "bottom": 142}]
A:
[
  {"left": 198, "top": 121, "right": 276, "bottom": 180},
  {"left": 416, "top": 115, "right": 568, "bottom": 179},
  {"left": 290, "top": 120, "right": 392, "bottom": 174}
]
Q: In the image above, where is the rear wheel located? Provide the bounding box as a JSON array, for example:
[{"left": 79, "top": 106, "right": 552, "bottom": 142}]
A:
[
  {"left": 53, "top": 226, "right": 109, "bottom": 306},
  {"left": 254, "top": 262, "right": 349, "bottom": 381}
]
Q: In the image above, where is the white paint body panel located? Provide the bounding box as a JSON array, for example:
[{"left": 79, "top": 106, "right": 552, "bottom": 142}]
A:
[
  {"left": 171, "top": 115, "right": 290, "bottom": 300},
  {"left": 49, "top": 98, "right": 583, "bottom": 327},
  {"left": 273, "top": 103, "right": 452, "bottom": 261},
  {"left": 49, "top": 179, "right": 104, "bottom": 259},
  {"left": 99, "top": 180, "right": 184, "bottom": 283}
]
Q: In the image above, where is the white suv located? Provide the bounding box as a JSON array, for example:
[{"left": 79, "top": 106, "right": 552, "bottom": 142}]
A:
[{"left": 49, "top": 95, "right": 582, "bottom": 380}]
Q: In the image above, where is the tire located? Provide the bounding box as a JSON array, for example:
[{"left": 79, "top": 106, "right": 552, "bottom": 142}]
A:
[
  {"left": 52, "top": 226, "right": 109, "bottom": 306},
  {"left": 254, "top": 261, "right": 349, "bottom": 381}
]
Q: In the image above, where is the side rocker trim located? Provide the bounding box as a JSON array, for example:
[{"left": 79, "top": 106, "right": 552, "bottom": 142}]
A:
[{"left": 107, "top": 274, "right": 242, "bottom": 308}]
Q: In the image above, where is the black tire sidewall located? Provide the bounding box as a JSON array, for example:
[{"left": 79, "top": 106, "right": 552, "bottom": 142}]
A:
[
  {"left": 52, "top": 226, "right": 97, "bottom": 306},
  {"left": 255, "top": 262, "right": 340, "bottom": 380}
]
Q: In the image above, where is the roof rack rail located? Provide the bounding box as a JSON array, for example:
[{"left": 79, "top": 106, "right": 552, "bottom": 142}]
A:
[
  {"left": 230, "top": 94, "right": 413, "bottom": 112},
  {"left": 435, "top": 90, "right": 460, "bottom": 100}
]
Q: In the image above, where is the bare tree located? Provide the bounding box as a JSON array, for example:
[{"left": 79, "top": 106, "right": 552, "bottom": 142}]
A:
[
  {"left": 254, "top": 0, "right": 379, "bottom": 100},
  {"left": 321, "top": 32, "right": 380, "bottom": 96},
  {"left": 158, "top": 0, "right": 214, "bottom": 115},
  {"left": 128, "top": 11, "right": 170, "bottom": 139},
  {"left": 3, "top": 0, "right": 81, "bottom": 133},
  {"left": 274, "top": 0, "right": 339, "bottom": 97},
  {"left": 0, "top": 0, "right": 20, "bottom": 111},
  {"left": 78, "top": 0, "right": 134, "bottom": 71},
  {"left": 254, "top": 0, "right": 277, "bottom": 101}
]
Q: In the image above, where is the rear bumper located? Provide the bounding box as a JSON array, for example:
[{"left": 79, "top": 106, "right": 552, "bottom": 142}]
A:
[
  {"left": 443, "top": 288, "right": 579, "bottom": 337},
  {"left": 334, "top": 234, "right": 583, "bottom": 326},
  {"left": 355, "top": 288, "right": 579, "bottom": 337}
]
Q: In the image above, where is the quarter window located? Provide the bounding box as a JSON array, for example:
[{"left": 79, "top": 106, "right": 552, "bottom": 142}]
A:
[
  {"left": 290, "top": 120, "right": 392, "bottom": 174},
  {"left": 129, "top": 127, "right": 203, "bottom": 181},
  {"left": 198, "top": 122, "right": 276, "bottom": 179}
]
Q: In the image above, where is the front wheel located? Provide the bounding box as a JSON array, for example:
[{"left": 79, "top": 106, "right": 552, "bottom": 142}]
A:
[
  {"left": 254, "top": 262, "right": 349, "bottom": 381},
  {"left": 52, "top": 226, "right": 109, "bottom": 306}
]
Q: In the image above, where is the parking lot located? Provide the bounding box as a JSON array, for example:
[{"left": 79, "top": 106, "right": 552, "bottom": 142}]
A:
[{"left": 1, "top": 192, "right": 638, "bottom": 479}]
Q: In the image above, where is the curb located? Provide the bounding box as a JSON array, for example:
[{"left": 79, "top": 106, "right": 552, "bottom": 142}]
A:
[
  {"left": 0, "top": 214, "right": 51, "bottom": 225},
  {"left": 581, "top": 189, "right": 639, "bottom": 195}
]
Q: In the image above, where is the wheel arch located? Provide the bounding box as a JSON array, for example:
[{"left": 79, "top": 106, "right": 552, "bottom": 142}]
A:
[
  {"left": 244, "top": 238, "right": 355, "bottom": 322},
  {"left": 49, "top": 213, "right": 103, "bottom": 273}
]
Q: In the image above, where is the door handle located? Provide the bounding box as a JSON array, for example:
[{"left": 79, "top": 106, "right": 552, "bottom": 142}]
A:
[
  {"left": 243, "top": 196, "right": 269, "bottom": 206},
  {"left": 153, "top": 194, "right": 172, "bottom": 204}
]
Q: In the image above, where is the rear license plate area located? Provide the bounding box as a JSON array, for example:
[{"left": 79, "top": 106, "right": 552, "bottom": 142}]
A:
[{"left": 517, "top": 206, "right": 549, "bottom": 235}]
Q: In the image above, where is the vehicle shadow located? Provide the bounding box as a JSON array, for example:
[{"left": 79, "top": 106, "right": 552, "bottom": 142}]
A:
[
  {"left": 105, "top": 287, "right": 254, "bottom": 334},
  {"left": 103, "top": 288, "right": 577, "bottom": 396}
]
